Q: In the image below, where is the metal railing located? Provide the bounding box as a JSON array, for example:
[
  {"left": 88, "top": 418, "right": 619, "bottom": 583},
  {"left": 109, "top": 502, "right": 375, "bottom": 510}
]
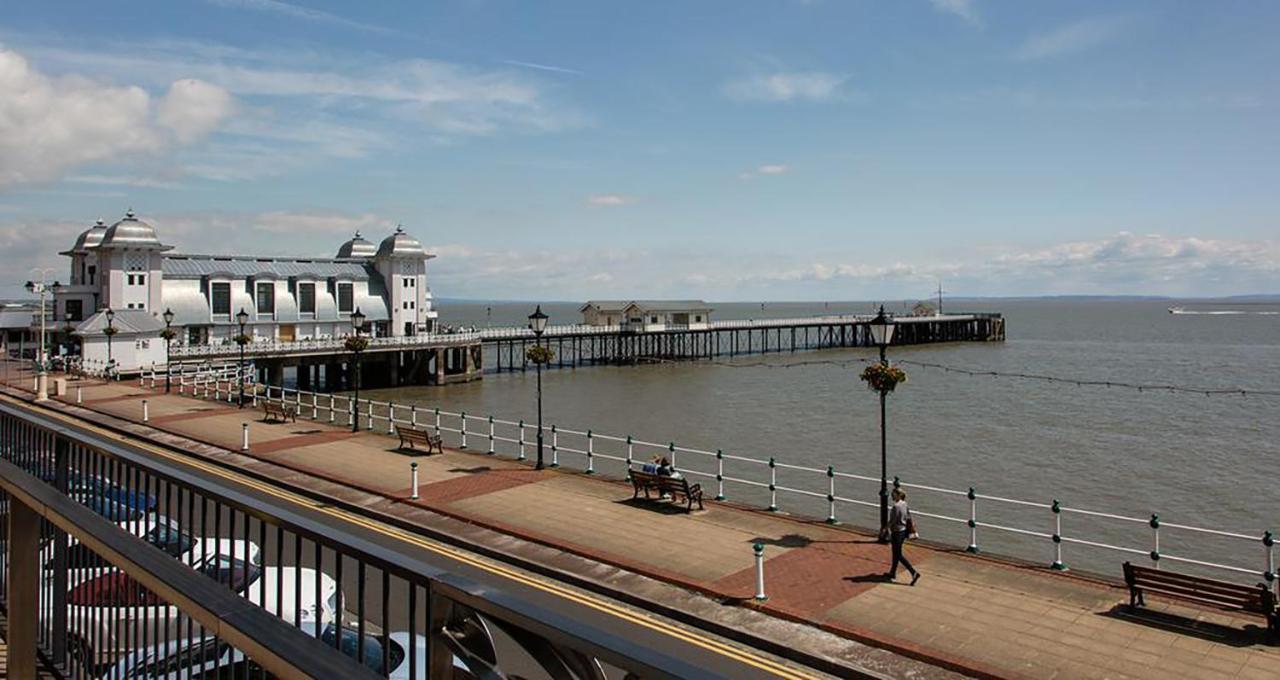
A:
[
  {"left": 165, "top": 369, "right": 1277, "bottom": 592},
  {"left": 2, "top": 396, "right": 796, "bottom": 679}
]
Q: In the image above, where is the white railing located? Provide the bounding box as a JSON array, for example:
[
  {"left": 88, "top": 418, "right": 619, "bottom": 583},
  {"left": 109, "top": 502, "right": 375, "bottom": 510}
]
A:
[
  {"left": 170, "top": 332, "right": 483, "bottom": 359},
  {"left": 165, "top": 373, "right": 1277, "bottom": 592}
]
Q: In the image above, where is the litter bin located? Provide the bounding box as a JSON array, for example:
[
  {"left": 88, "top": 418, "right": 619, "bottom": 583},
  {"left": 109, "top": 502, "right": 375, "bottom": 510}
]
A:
[{"left": 53, "top": 377, "right": 67, "bottom": 396}]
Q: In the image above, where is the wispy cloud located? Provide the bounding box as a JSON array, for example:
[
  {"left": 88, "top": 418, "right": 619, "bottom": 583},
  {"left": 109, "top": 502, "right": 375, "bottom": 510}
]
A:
[
  {"left": 1015, "top": 17, "right": 1126, "bottom": 61},
  {"left": 739, "top": 164, "right": 791, "bottom": 179},
  {"left": 723, "top": 71, "right": 846, "bottom": 102},
  {"left": 203, "top": 0, "right": 403, "bottom": 36},
  {"left": 929, "top": 0, "right": 981, "bottom": 27},
  {"left": 500, "top": 60, "right": 583, "bottom": 76},
  {"left": 586, "top": 194, "right": 635, "bottom": 207}
]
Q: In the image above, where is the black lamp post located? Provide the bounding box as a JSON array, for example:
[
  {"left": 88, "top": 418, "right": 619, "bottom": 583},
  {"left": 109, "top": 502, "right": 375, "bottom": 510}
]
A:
[
  {"left": 528, "top": 306, "right": 549, "bottom": 470},
  {"left": 104, "top": 308, "right": 116, "bottom": 368},
  {"left": 235, "top": 307, "right": 249, "bottom": 408},
  {"left": 868, "top": 305, "right": 897, "bottom": 542},
  {"left": 349, "top": 307, "right": 366, "bottom": 432},
  {"left": 162, "top": 307, "right": 174, "bottom": 393}
]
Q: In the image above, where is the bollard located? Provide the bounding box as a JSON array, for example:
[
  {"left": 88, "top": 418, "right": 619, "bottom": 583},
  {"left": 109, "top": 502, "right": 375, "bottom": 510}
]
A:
[
  {"left": 241, "top": 423, "right": 249, "bottom": 452},
  {"left": 142, "top": 399, "right": 149, "bottom": 422},
  {"left": 410, "top": 462, "right": 420, "bottom": 500},
  {"left": 753, "top": 543, "right": 767, "bottom": 601},
  {"left": 966, "top": 488, "right": 979, "bottom": 553},
  {"left": 76, "top": 386, "right": 82, "bottom": 404},
  {"left": 1050, "top": 500, "right": 1065, "bottom": 570}
]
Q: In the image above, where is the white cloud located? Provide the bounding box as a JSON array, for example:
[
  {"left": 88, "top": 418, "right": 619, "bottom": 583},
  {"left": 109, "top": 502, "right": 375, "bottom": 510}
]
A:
[
  {"left": 723, "top": 71, "right": 846, "bottom": 102},
  {"left": 740, "top": 163, "right": 791, "bottom": 179},
  {"left": 1015, "top": 17, "right": 1125, "bottom": 61},
  {"left": 0, "top": 48, "right": 234, "bottom": 187},
  {"left": 586, "top": 194, "right": 635, "bottom": 207},
  {"left": 929, "top": 0, "right": 981, "bottom": 27}
]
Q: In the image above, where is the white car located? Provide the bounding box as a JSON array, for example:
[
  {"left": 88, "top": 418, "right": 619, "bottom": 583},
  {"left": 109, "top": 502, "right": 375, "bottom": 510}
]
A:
[
  {"left": 67, "top": 545, "right": 337, "bottom": 668},
  {"left": 103, "top": 625, "right": 450, "bottom": 679}
]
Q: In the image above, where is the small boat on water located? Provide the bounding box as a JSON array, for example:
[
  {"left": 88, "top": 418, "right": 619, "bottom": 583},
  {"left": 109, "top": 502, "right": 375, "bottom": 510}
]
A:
[{"left": 1168, "top": 306, "right": 1184, "bottom": 314}]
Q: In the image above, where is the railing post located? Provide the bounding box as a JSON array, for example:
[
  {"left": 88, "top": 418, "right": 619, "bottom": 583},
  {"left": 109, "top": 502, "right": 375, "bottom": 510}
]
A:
[
  {"left": 50, "top": 436, "right": 70, "bottom": 664},
  {"left": 551, "top": 425, "right": 559, "bottom": 467},
  {"left": 1264, "top": 531, "right": 1276, "bottom": 596},
  {"left": 6, "top": 493, "right": 40, "bottom": 678},
  {"left": 411, "top": 404, "right": 418, "bottom": 428},
  {"left": 435, "top": 408, "right": 441, "bottom": 436},
  {"left": 388, "top": 404, "right": 396, "bottom": 434},
  {"left": 366, "top": 400, "right": 373, "bottom": 430},
  {"left": 410, "top": 462, "right": 420, "bottom": 500},
  {"left": 328, "top": 394, "right": 335, "bottom": 423},
  {"left": 767, "top": 457, "right": 777, "bottom": 512},
  {"left": 625, "top": 435, "right": 634, "bottom": 480},
  {"left": 242, "top": 422, "right": 249, "bottom": 452},
  {"left": 668, "top": 441, "right": 676, "bottom": 469},
  {"left": 488, "top": 416, "right": 495, "bottom": 455},
  {"left": 460, "top": 411, "right": 468, "bottom": 449},
  {"left": 311, "top": 391, "right": 318, "bottom": 420},
  {"left": 586, "top": 430, "right": 594, "bottom": 474},
  {"left": 753, "top": 543, "right": 768, "bottom": 601},
  {"left": 715, "top": 449, "right": 725, "bottom": 501},
  {"left": 967, "top": 487, "right": 979, "bottom": 553},
  {"left": 1150, "top": 514, "right": 1161, "bottom": 568},
  {"left": 826, "top": 465, "right": 837, "bottom": 524},
  {"left": 142, "top": 399, "right": 149, "bottom": 422},
  {"left": 518, "top": 420, "right": 526, "bottom": 460},
  {"left": 1050, "top": 499, "right": 1065, "bottom": 570}
]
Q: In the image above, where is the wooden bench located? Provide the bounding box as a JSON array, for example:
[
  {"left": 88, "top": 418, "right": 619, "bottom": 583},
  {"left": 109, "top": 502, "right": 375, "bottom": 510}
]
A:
[
  {"left": 1123, "top": 562, "right": 1277, "bottom": 638},
  {"left": 261, "top": 401, "right": 297, "bottom": 423},
  {"left": 396, "top": 426, "right": 443, "bottom": 455},
  {"left": 630, "top": 469, "right": 703, "bottom": 512}
]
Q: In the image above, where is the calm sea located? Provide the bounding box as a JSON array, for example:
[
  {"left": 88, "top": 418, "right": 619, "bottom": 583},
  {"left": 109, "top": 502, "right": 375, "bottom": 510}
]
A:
[{"left": 359, "top": 299, "right": 1280, "bottom": 578}]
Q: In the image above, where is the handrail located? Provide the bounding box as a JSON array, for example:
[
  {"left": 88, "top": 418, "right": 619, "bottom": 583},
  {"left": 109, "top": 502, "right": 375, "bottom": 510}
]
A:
[{"left": 0, "top": 456, "right": 380, "bottom": 680}]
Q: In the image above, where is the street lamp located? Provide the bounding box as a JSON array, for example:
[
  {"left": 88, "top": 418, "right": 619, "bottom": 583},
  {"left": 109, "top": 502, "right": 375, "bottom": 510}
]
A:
[
  {"left": 103, "top": 307, "right": 116, "bottom": 374},
  {"left": 235, "top": 307, "right": 249, "bottom": 408},
  {"left": 528, "top": 305, "right": 549, "bottom": 470},
  {"left": 25, "top": 270, "right": 59, "bottom": 401},
  {"left": 349, "top": 307, "right": 366, "bottom": 433},
  {"left": 162, "top": 308, "right": 175, "bottom": 393},
  {"left": 868, "top": 304, "right": 897, "bottom": 542}
]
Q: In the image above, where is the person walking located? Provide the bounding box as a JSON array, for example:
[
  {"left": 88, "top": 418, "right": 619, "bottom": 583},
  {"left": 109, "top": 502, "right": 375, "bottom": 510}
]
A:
[{"left": 885, "top": 487, "right": 920, "bottom": 585}]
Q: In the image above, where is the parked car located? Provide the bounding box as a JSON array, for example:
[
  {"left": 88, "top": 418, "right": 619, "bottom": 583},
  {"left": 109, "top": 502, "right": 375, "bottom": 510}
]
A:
[
  {"left": 104, "top": 624, "right": 462, "bottom": 679},
  {"left": 66, "top": 546, "right": 335, "bottom": 669}
]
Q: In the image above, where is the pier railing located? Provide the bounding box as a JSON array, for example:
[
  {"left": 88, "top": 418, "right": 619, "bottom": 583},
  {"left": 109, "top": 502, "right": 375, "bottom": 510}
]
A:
[{"left": 157, "top": 368, "right": 1276, "bottom": 594}]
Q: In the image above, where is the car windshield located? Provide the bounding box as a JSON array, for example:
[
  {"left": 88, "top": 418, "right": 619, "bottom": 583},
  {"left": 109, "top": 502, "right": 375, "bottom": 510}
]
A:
[
  {"left": 320, "top": 625, "right": 405, "bottom": 674},
  {"left": 145, "top": 524, "right": 193, "bottom": 558},
  {"left": 80, "top": 495, "right": 144, "bottom": 522},
  {"left": 198, "top": 555, "right": 260, "bottom": 593}
]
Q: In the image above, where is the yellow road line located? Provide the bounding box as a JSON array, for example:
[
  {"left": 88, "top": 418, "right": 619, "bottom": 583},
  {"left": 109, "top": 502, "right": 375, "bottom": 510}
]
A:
[{"left": 8, "top": 394, "right": 821, "bottom": 680}]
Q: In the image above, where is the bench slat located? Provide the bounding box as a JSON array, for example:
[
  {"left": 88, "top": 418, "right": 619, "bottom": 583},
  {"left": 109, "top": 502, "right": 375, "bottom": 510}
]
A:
[{"left": 1129, "top": 568, "right": 1262, "bottom": 599}]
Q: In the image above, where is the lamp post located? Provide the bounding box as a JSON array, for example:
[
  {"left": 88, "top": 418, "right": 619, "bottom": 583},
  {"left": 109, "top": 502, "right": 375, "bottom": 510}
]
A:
[
  {"left": 103, "top": 307, "right": 116, "bottom": 374},
  {"left": 162, "top": 308, "right": 175, "bottom": 393},
  {"left": 528, "top": 306, "right": 549, "bottom": 470},
  {"left": 25, "top": 270, "right": 59, "bottom": 401},
  {"left": 868, "top": 304, "right": 897, "bottom": 542},
  {"left": 348, "top": 307, "right": 366, "bottom": 433},
  {"left": 235, "top": 308, "right": 249, "bottom": 408}
]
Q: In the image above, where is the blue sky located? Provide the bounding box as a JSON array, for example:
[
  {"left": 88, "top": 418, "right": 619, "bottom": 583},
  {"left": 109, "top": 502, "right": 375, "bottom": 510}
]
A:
[{"left": 1, "top": 0, "right": 1277, "bottom": 300}]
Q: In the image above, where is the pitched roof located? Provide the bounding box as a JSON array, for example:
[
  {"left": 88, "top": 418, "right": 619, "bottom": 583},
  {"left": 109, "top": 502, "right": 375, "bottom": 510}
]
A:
[
  {"left": 73, "top": 310, "right": 166, "bottom": 336},
  {"left": 624, "top": 300, "right": 712, "bottom": 312},
  {"left": 162, "top": 255, "right": 373, "bottom": 280},
  {"left": 580, "top": 300, "right": 633, "bottom": 313}
]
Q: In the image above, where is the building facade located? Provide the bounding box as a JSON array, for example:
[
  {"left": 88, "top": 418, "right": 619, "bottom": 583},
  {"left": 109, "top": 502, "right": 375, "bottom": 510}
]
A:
[
  {"left": 580, "top": 300, "right": 712, "bottom": 332},
  {"left": 53, "top": 212, "right": 439, "bottom": 369}
]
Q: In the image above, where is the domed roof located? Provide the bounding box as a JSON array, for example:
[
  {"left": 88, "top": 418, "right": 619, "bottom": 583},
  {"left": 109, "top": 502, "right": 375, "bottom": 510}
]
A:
[
  {"left": 336, "top": 231, "right": 376, "bottom": 259},
  {"left": 97, "top": 210, "right": 170, "bottom": 250},
  {"left": 375, "top": 224, "right": 427, "bottom": 258},
  {"left": 64, "top": 218, "right": 109, "bottom": 255}
]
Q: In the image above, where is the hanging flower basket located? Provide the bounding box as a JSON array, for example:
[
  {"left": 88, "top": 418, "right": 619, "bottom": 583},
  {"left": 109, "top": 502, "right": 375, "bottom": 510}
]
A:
[
  {"left": 233, "top": 333, "right": 252, "bottom": 347},
  {"left": 860, "top": 362, "right": 908, "bottom": 393},
  {"left": 344, "top": 335, "right": 369, "bottom": 353},
  {"left": 102, "top": 326, "right": 118, "bottom": 337},
  {"left": 525, "top": 344, "right": 555, "bottom": 365},
  {"left": 159, "top": 328, "right": 177, "bottom": 341}
]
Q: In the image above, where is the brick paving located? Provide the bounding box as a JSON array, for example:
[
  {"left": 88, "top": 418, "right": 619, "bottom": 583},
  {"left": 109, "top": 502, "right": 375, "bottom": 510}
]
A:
[{"left": 25, "top": 375, "right": 1280, "bottom": 679}]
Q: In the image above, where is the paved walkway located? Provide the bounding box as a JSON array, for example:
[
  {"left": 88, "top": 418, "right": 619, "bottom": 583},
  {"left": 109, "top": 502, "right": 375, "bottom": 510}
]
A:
[{"left": 22, "top": 373, "right": 1280, "bottom": 679}]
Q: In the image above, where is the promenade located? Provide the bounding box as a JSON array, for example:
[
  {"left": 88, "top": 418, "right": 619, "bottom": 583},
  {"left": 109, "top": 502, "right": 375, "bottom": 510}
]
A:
[{"left": 11, "top": 372, "right": 1280, "bottom": 679}]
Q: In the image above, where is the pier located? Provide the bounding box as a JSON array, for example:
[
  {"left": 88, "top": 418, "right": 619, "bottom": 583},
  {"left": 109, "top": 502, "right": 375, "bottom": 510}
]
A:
[{"left": 162, "top": 312, "right": 1005, "bottom": 389}]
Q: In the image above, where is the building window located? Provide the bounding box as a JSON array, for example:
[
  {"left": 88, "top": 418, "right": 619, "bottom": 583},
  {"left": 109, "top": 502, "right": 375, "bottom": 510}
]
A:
[
  {"left": 403, "top": 302, "right": 408, "bottom": 310},
  {"left": 650, "top": 316, "right": 658, "bottom": 323},
  {"left": 127, "top": 274, "right": 135, "bottom": 285},
  {"left": 65, "top": 300, "right": 83, "bottom": 321},
  {"left": 298, "top": 283, "right": 315, "bottom": 314},
  {"left": 137, "top": 274, "right": 145, "bottom": 285},
  {"left": 410, "top": 301, "right": 415, "bottom": 309},
  {"left": 256, "top": 282, "right": 275, "bottom": 315},
  {"left": 695, "top": 315, "right": 702, "bottom": 323},
  {"left": 337, "top": 283, "right": 353, "bottom": 313},
  {"left": 87, "top": 266, "right": 96, "bottom": 286},
  {"left": 211, "top": 282, "right": 231, "bottom": 315}
]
